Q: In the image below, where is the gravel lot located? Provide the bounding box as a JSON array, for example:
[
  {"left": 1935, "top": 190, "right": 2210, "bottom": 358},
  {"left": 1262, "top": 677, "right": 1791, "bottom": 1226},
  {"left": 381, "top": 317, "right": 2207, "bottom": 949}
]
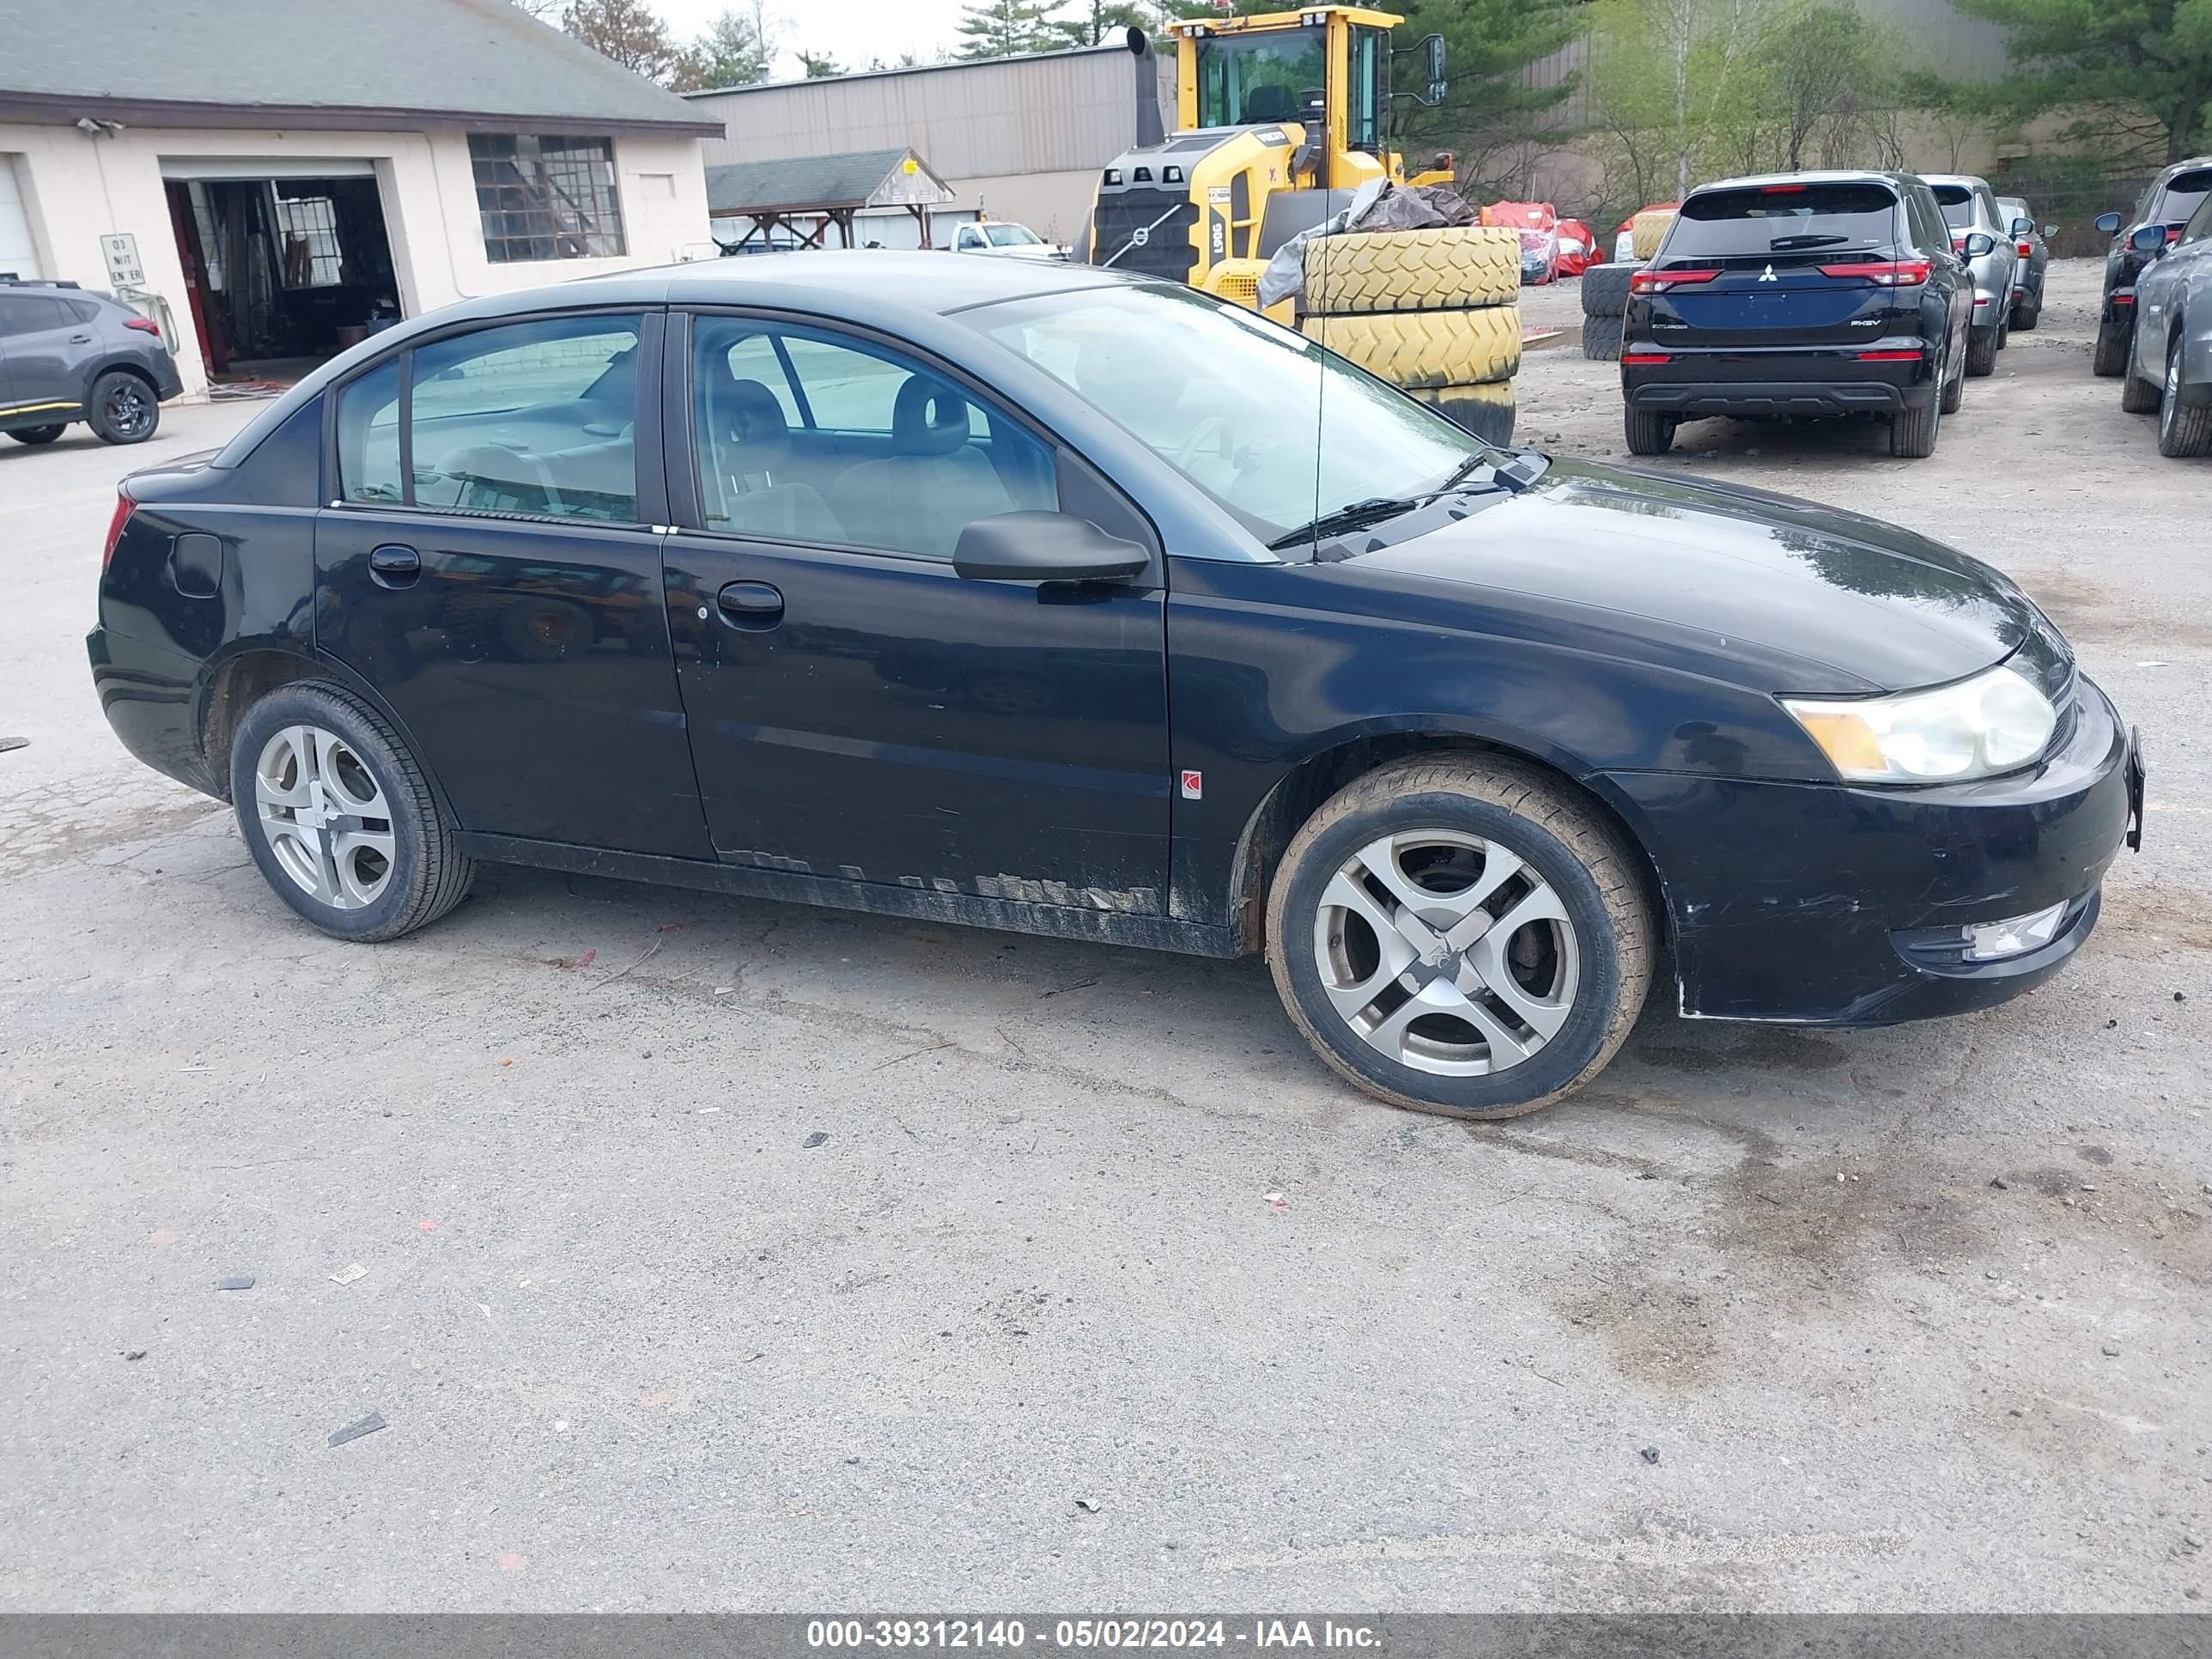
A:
[{"left": 3, "top": 258, "right": 2208, "bottom": 1613}]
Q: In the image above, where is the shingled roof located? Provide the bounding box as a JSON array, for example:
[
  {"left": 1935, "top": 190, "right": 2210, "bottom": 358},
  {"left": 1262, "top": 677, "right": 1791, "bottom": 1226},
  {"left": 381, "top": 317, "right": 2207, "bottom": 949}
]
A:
[
  {"left": 0, "top": 0, "right": 722, "bottom": 135},
  {"left": 704, "top": 149, "right": 956, "bottom": 218}
]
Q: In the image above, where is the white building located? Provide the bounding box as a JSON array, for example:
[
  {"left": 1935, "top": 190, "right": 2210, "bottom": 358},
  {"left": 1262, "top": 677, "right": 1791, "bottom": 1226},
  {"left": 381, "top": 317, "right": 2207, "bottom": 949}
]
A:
[{"left": 1, "top": 0, "right": 722, "bottom": 400}]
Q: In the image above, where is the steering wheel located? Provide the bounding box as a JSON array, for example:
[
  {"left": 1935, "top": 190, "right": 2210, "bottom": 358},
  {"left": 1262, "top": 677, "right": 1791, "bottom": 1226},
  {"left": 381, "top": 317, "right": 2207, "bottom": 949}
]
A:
[{"left": 1175, "top": 415, "right": 1236, "bottom": 474}]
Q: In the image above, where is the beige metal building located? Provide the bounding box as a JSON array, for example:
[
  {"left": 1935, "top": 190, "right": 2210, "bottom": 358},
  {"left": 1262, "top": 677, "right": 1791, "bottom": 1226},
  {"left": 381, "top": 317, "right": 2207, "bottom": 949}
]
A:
[{"left": 684, "top": 44, "right": 1173, "bottom": 246}]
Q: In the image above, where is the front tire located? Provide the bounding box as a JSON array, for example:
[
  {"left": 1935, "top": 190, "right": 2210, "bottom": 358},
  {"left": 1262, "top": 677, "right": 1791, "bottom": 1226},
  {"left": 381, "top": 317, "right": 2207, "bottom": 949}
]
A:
[
  {"left": 2158, "top": 331, "right": 2212, "bottom": 459},
  {"left": 229, "top": 682, "right": 475, "bottom": 942},
  {"left": 6, "top": 423, "right": 66, "bottom": 446},
  {"left": 87, "top": 370, "right": 159, "bottom": 444},
  {"left": 1264, "top": 754, "right": 1654, "bottom": 1120},
  {"left": 2010, "top": 297, "right": 2039, "bottom": 331},
  {"left": 1625, "top": 407, "right": 1676, "bottom": 455}
]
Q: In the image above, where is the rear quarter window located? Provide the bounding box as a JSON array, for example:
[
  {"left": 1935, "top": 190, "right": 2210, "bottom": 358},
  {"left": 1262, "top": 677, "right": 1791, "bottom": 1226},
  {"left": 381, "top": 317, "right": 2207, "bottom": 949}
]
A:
[{"left": 1670, "top": 183, "right": 1899, "bottom": 256}]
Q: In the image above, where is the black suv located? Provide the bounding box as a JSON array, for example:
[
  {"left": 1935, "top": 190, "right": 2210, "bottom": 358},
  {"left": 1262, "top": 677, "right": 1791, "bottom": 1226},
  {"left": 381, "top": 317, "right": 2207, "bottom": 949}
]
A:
[
  {"left": 0, "top": 280, "right": 183, "bottom": 447},
  {"left": 2092, "top": 155, "right": 2212, "bottom": 377},
  {"left": 1620, "top": 170, "right": 1974, "bottom": 459}
]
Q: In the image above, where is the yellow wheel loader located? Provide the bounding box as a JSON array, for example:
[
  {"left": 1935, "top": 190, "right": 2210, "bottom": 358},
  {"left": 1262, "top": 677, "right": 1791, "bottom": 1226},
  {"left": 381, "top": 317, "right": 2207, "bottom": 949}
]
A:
[{"left": 1079, "top": 8, "right": 1524, "bottom": 447}]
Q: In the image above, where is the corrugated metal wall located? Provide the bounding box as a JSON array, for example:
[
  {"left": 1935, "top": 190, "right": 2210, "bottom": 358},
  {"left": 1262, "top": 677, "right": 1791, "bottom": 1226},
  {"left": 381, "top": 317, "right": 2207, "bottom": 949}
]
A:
[{"left": 689, "top": 46, "right": 1171, "bottom": 179}]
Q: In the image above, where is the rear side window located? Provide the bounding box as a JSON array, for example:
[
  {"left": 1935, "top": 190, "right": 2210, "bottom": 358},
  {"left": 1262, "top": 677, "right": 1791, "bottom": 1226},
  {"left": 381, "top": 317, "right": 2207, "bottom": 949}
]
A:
[
  {"left": 0, "top": 293, "right": 70, "bottom": 337},
  {"left": 332, "top": 313, "right": 645, "bottom": 521},
  {"left": 1671, "top": 183, "right": 1899, "bottom": 256},
  {"left": 2154, "top": 167, "right": 2212, "bottom": 226},
  {"left": 1932, "top": 185, "right": 1978, "bottom": 229}
]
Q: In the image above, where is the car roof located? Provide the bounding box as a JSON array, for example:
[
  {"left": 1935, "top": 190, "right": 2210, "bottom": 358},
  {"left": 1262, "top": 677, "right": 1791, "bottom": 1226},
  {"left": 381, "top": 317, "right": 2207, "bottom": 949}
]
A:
[
  {"left": 1920, "top": 173, "right": 1993, "bottom": 190},
  {"left": 1690, "top": 169, "right": 1911, "bottom": 196}
]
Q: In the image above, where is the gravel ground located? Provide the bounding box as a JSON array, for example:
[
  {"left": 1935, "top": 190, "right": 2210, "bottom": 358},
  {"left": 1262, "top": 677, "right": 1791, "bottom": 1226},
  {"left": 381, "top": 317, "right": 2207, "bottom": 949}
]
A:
[{"left": 2, "top": 258, "right": 2208, "bottom": 1613}]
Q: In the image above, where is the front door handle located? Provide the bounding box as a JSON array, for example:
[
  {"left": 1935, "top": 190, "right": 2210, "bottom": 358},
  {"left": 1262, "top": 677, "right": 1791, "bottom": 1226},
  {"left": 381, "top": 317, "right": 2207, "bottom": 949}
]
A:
[
  {"left": 715, "top": 580, "right": 784, "bottom": 629},
  {"left": 368, "top": 544, "right": 422, "bottom": 589}
]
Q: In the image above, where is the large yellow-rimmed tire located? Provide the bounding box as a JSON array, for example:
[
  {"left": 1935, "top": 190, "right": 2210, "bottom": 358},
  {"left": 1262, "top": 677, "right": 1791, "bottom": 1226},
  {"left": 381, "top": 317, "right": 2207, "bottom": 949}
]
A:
[
  {"left": 1302, "top": 227, "right": 1521, "bottom": 314},
  {"left": 1407, "top": 381, "right": 1516, "bottom": 447},
  {"left": 1302, "top": 305, "right": 1521, "bottom": 389},
  {"left": 1631, "top": 209, "right": 1676, "bottom": 261}
]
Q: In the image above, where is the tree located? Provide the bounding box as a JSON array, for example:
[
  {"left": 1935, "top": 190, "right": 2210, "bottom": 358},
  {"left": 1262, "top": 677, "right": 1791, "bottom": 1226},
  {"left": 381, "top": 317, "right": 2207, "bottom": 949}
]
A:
[
  {"left": 1751, "top": 2, "right": 1895, "bottom": 171},
  {"left": 678, "top": 5, "right": 774, "bottom": 90},
  {"left": 1051, "top": 0, "right": 1159, "bottom": 48},
  {"left": 560, "top": 0, "right": 686, "bottom": 82},
  {"left": 1387, "top": 0, "right": 1587, "bottom": 197},
  {"left": 1949, "top": 0, "right": 2212, "bottom": 165},
  {"left": 955, "top": 0, "right": 1069, "bottom": 59},
  {"left": 798, "top": 50, "right": 843, "bottom": 77}
]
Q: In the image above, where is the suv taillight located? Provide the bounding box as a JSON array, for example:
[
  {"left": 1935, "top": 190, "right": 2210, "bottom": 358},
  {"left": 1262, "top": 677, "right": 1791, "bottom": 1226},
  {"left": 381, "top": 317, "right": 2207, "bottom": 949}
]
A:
[
  {"left": 1628, "top": 267, "right": 1721, "bottom": 294},
  {"left": 2016, "top": 240, "right": 2033, "bottom": 258},
  {"left": 1817, "top": 258, "right": 1929, "bottom": 286},
  {"left": 101, "top": 489, "right": 135, "bottom": 571},
  {"left": 123, "top": 316, "right": 162, "bottom": 337}
]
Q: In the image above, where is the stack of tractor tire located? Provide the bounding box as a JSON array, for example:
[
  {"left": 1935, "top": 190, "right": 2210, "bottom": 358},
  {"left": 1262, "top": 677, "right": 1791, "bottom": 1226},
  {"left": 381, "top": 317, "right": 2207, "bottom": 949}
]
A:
[
  {"left": 1300, "top": 227, "right": 1522, "bottom": 448},
  {"left": 1580, "top": 261, "right": 1639, "bottom": 361}
]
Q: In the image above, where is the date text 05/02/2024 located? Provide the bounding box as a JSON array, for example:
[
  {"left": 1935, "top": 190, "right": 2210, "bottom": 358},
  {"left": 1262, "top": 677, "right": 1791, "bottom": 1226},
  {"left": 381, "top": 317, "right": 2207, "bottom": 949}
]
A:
[{"left": 805, "top": 1618, "right": 1382, "bottom": 1650}]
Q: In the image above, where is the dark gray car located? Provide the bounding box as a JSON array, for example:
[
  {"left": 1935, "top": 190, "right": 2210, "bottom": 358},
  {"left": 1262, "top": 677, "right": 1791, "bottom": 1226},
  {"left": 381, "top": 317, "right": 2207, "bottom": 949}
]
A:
[
  {"left": 2122, "top": 191, "right": 2212, "bottom": 457},
  {"left": 1996, "top": 194, "right": 2055, "bottom": 330},
  {"left": 0, "top": 280, "right": 183, "bottom": 447}
]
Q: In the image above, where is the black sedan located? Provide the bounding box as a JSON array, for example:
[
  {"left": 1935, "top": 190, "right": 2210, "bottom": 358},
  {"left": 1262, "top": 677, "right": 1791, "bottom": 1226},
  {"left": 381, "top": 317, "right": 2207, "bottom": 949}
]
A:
[{"left": 88, "top": 253, "right": 2143, "bottom": 1119}]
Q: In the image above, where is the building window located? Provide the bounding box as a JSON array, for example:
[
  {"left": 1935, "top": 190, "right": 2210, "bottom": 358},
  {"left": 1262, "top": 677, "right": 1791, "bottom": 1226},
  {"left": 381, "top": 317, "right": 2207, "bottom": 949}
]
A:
[
  {"left": 273, "top": 189, "right": 344, "bottom": 288},
  {"left": 469, "top": 134, "right": 627, "bottom": 264}
]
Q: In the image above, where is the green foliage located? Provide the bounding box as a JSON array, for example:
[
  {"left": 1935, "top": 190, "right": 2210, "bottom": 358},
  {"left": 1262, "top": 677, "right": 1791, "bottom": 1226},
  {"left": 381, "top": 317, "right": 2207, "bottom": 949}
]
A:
[
  {"left": 1948, "top": 0, "right": 2212, "bottom": 163},
  {"left": 1051, "top": 0, "right": 1161, "bottom": 46},
  {"left": 1388, "top": 0, "right": 1585, "bottom": 184},
  {"left": 560, "top": 0, "right": 687, "bottom": 82},
  {"left": 677, "top": 7, "right": 773, "bottom": 91},
  {"left": 956, "top": 0, "right": 1073, "bottom": 59},
  {"left": 798, "top": 50, "right": 844, "bottom": 77}
]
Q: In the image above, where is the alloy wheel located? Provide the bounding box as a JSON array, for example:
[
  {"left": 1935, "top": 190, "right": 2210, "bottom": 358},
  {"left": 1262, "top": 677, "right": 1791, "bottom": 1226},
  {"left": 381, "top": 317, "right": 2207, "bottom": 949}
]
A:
[
  {"left": 105, "top": 380, "right": 152, "bottom": 439},
  {"left": 253, "top": 724, "right": 396, "bottom": 909},
  {"left": 1311, "top": 830, "right": 1580, "bottom": 1077}
]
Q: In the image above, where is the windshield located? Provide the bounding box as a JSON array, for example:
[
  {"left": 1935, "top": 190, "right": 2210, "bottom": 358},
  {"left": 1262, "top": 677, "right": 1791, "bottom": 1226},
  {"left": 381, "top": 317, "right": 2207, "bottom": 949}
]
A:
[
  {"left": 1673, "top": 183, "right": 1898, "bottom": 254},
  {"left": 1196, "top": 27, "right": 1324, "bottom": 128},
  {"left": 967, "top": 283, "right": 1480, "bottom": 549},
  {"left": 1931, "top": 185, "right": 1979, "bottom": 229},
  {"left": 985, "top": 224, "right": 1042, "bottom": 246}
]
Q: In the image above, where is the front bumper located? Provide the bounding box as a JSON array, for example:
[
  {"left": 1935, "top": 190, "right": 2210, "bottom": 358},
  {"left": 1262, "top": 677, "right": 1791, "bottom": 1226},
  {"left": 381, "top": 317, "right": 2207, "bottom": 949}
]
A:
[{"left": 1601, "top": 674, "right": 2138, "bottom": 1024}]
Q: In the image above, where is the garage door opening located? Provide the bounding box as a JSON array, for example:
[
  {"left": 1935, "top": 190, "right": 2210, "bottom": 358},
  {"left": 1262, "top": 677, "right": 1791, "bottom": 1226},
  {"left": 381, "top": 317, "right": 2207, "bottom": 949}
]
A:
[{"left": 164, "top": 167, "right": 402, "bottom": 385}]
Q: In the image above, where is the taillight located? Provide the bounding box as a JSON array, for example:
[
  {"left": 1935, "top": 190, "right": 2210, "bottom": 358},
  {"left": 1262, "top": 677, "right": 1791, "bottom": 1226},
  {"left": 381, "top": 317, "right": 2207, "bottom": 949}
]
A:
[
  {"left": 2168, "top": 227, "right": 2184, "bottom": 245},
  {"left": 101, "top": 489, "right": 134, "bottom": 571},
  {"left": 1856, "top": 349, "right": 1925, "bottom": 361},
  {"left": 2016, "top": 241, "right": 2033, "bottom": 258},
  {"left": 1628, "top": 267, "right": 1721, "bottom": 294},
  {"left": 124, "top": 316, "right": 161, "bottom": 336},
  {"left": 1817, "top": 259, "right": 1929, "bottom": 286},
  {"left": 1620, "top": 352, "right": 1674, "bottom": 365}
]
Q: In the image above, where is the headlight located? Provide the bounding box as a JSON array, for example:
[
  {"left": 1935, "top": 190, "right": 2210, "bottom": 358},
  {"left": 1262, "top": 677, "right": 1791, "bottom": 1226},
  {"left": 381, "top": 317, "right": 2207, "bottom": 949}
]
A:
[{"left": 1783, "top": 665, "right": 2057, "bottom": 782}]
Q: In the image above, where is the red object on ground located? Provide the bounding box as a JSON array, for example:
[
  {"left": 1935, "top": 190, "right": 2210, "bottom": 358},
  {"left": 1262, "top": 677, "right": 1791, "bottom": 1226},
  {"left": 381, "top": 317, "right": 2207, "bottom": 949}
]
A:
[
  {"left": 1483, "top": 200, "right": 1560, "bottom": 283},
  {"left": 1555, "top": 217, "right": 1595, "bottom": 276}
]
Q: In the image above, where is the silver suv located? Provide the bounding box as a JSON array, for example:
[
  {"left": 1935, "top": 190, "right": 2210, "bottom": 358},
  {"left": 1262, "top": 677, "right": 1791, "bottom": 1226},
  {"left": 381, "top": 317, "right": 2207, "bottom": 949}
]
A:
[
  {"left": 1924, "top": 174, "right": 2021, "bottom": 377},
  {"left": 0, "top": 279, "right": 183, "bottom": 447}
]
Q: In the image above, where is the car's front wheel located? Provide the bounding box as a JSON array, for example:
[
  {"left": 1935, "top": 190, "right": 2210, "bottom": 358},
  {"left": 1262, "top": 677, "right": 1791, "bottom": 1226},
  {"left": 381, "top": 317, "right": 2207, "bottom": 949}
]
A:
[
  {"left": 87, "top": 370, "right": 159, "bottom": 444},
  {"left": 1264, "top": 754, "right": 1654, "bottom": 1119},
  {"left": 5, "top": 424, "right": 66, "bottom": 446},
  {"left": 1624, "top": 407, "right": 1676, "bottom": 455},
  {"left": 2159, "top": 331, "right": 2212, "bottom": 459},
  {"left": 229, "top": 682, "right": 475, "bottom": 942}
]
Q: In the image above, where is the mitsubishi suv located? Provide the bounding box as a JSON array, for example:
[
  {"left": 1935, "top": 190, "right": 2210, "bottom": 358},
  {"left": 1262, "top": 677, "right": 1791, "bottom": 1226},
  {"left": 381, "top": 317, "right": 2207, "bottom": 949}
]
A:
[{"left": 1620, "top": 170, "right": 1973, "bottom": 459}]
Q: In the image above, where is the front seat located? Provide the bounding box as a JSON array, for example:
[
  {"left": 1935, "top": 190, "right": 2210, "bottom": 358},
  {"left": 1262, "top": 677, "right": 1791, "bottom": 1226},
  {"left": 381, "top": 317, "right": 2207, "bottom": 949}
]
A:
[
  {"left": 835, "top": 375, "right": 1017, "bottom": 556},
  {"left": 700, "top": 361, "right": 842, "bottom": 542}
]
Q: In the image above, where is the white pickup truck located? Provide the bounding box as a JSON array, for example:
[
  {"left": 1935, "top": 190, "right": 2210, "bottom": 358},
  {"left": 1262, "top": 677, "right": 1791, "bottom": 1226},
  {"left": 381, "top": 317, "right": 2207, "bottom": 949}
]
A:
[{"left": 950, "top": 221, "right": 1066, "bottom": 260}]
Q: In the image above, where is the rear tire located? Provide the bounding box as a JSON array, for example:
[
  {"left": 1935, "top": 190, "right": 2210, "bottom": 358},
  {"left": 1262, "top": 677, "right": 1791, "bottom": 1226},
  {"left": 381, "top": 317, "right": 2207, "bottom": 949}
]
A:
[
  {"left": 1889, "top": 393, "right": 1940, "bottom": 459},
  {"left": 1624, "top": 407, "right": 1676, "bottom": 456},
  {"left": 1965, "top": 327, "right": 1997, "bottom": 378},
  {"left": 2158, "top": 331, "right": 2212, "bottom": 459},
  {"left": 1263, "top": 753, "right": 1654, "bottom": 1120},
  {"left": 2121, "top": 319, "right": 2161, "bottom": 413},
  {"left": 229, "top": 682, "right": 475, "bottom": 943},
  {"left": 5, "top": 423, "right": 66, "bottom": 446},
  {"left": 1581, "top": 313, "right": 1624, "bottom": 361},
  {"left": 2010, "top": 299, "right": 2039, "bottom": 331},
  {"left": 1940, "top": 346, "right": 1964, "bottom": 414},
  {"left": 87, "top": 369, "right": 159, "bottom": 444},
  {"left": 2093, "top": 319, "right": 2128, "bottom": 377}
]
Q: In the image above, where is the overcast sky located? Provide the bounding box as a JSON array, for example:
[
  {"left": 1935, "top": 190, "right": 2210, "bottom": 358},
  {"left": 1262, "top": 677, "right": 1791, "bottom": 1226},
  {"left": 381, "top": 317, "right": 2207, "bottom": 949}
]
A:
[{"left": 653, "top": 0, "right": 982, "bottom": 78}]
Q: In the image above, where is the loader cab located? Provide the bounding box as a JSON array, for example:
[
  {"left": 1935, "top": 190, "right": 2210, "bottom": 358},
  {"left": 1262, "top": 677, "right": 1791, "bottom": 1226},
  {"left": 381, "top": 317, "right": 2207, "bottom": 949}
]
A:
[{"left": 1176, "top": 7, "right": 1401, "bottom": 190}]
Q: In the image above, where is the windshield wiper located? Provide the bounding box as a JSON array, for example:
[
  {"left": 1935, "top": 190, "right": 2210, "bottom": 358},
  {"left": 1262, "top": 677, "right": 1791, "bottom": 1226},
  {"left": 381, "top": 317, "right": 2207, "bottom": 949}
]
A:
[
  {"left": 1768, "top": 233, "right": 1853, "bottom": 250},
  {"left": 1267, "top": 495, "right": 1424, "bottom": 551}
]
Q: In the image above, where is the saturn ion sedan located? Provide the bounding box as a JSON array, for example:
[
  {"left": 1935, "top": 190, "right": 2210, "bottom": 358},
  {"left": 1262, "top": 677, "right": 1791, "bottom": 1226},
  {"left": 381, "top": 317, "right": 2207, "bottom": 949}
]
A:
[{"left": 88, "top": 253, "right": 2144, "bottom": 1118}]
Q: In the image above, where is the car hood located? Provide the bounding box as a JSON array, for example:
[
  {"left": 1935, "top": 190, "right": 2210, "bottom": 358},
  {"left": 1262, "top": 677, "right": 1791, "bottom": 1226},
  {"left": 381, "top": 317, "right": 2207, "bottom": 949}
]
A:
[{"left": 1352, "top": 459, "right": 2057, "bottom": 696}]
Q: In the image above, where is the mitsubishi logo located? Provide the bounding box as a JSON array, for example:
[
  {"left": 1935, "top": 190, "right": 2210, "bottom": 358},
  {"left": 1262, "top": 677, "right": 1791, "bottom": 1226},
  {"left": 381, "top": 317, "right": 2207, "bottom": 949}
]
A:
[{"left": 1759, "top": 264, "right": 1778, "bottom": 282}]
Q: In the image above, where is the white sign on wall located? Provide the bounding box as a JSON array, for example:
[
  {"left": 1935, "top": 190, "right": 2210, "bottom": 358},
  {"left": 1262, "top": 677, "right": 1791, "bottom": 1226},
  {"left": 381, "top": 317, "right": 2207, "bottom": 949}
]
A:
[{"left": 100, "top": 232, "right": 144, "bottom": 287}]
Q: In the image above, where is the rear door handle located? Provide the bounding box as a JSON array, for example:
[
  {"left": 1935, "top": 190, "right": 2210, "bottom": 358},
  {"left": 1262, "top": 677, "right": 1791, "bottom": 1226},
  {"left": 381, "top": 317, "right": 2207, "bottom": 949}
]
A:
[
  {"left": 715, "top": 580, "right": 784, "bottom": 628},
  {"left": 368, "top": 544, "right": 422, "bottom": 588}
]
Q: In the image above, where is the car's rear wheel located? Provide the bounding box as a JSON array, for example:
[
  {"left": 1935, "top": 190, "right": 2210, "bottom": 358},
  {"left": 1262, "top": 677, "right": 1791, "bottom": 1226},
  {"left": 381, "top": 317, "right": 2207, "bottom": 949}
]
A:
[
  {"left": 5, "top": 423, "right": 66, "bottom": 446},
  {"left": 2093, "top": 319, "right": 2128, "bottom": 377},
  {"left": 1965, "top": 327, "right": 1997, "bottom": 378},
  {"left": 2158, "top": 331, "right": 2212, "bottom": 459},
  {"left": 1265, "top": 754, "right": 1653, "bottom": 1119},
  {"left": 2121, "top": 319, "right": 2162, "bottom": 413},
  {"left": 1939, "top": 343, "right": 1965, "bottom": 414},
  {"left": 1624, "top": 407, "right": 1675, "bottom": 455},
  {"left": 87, "top": 370, "right": 159, "bottom": 444},
  {"left": 1890, "top": 388, "right": 1941, "bottom": 458},
  {"left": 229, "top": 682, "right": 475, "bottom": 942},
  {"left": 2010, "top": 298, "right": 2039, "bottom": 331}
]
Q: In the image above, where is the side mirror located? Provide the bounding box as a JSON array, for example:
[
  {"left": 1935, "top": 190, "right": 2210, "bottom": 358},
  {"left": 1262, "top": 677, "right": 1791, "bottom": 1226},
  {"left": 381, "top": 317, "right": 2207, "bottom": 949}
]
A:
[
  {"left": 953, "top": 511, "right": 1149, "bottom": 584},
  {"left": 2094, "top": 211, "right": 2124, "bottom": 235},
  {"left": 2130, "top": 224, "right": 2168, "bottom": 254},
  {"left": 2009, "top": 216, "right": 2033, "bottom": 237},
  {"left": 1964, "top": 232, "right": 1995, "bottom": 258},
  {"left": 2043, "top": 223, "right": 2059, "bottom": 240}
]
